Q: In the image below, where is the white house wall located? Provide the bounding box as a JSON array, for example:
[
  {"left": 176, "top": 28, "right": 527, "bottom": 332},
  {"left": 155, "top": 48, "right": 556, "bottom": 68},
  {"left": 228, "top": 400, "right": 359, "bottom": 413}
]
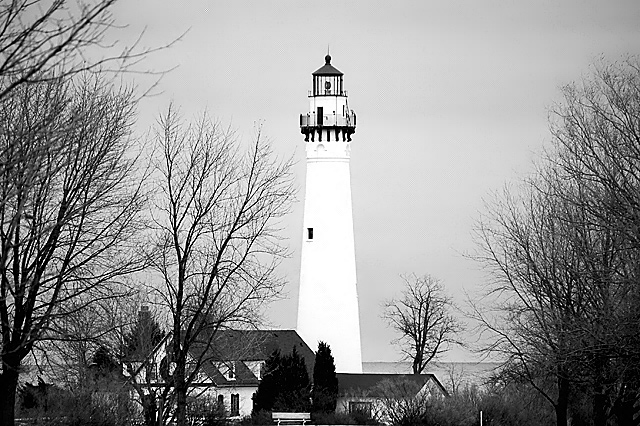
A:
[{"left": 201, "top": 385, "right": 257, "bottom": 418}]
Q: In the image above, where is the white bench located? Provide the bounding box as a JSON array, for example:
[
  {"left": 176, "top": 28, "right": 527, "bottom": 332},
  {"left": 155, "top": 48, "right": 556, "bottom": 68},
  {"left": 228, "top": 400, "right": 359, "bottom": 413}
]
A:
[{"left": 271, "top": 412, "right": 311, "bottom": 425}]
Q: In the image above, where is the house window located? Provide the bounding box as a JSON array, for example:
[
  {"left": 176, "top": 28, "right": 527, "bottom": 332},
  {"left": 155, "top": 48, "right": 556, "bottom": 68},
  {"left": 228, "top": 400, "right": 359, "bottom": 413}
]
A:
[
  {"left": 227, "top": 361, "right": 236, "bottom": 380},
  {"left": 349, "top": 401, "right": 372, "bottom": 417},
  {"left": 147, "top": 362, "right": 157, "bottom": 381},
  {"left": 217, "top": 394, "right": 224, "bottom": 408},
  {"left": 231, "top": 393, "right": 240, "bottom": 416},
  {"left": 307, "top": 228, "right": 314, "bottom": 240}
]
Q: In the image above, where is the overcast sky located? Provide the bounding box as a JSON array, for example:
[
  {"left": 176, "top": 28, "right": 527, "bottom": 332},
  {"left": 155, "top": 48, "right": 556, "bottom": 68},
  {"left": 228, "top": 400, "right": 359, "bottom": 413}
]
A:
[{"left": 112, "top": 1, "right": 640, "bottom": 362}]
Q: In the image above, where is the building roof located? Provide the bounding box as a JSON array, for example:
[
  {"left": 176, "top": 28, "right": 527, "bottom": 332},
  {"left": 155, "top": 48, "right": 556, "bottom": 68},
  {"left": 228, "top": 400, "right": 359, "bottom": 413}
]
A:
[
  {"left": 313, "top": 55, "right": 343, "bottom": 76},
  {"left": 190, "top": 329, "right": 315, "bottom": 387},
  {"left": 127, "top": 329, "right": 315, "bottom": 389},
  {"left": 337, "top": 373, "right": 447, "bottom": 398},
  {"left": 192, "top": 329, "right": 314, "bottom": 363}
]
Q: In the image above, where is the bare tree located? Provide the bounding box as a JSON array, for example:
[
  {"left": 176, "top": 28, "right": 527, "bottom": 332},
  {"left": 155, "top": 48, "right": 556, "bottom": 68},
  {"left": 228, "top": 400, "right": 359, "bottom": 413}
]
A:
[
  {"left": 0, "top": 75, "right": 147, "bottom": 426},
  {"left": 547, "top": 57, "right": 640, "bottom": 426},
  {"left": 147, "top": 106, "right": 295, "bottom": 426},
  {"left": 383, "top": 274, "right": 462, "bottom": 374},
  {"left": 472, "top": 57, "right": 640, "bottom": 426},
  {"left": 472, "top": 179, "right": 587, "bottom": 426},
  {"left": 444, "top": 362, "right": 467, "bottom": 397},
  {"left": 39, "top": 293, "right": 128, "bottom": 386},
  {"left": 0, "top": 0, "right": 172, "bottom": 102}
]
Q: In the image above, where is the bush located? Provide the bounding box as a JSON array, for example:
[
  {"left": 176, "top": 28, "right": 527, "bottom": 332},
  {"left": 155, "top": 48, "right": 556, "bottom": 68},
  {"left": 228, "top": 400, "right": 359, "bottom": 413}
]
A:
[
  {"left": 419, "top": 383, "right": 556, "bottom": 426},
  {"left": 240, "top": 410, "right": 379, "bottom": 425},
  {"left": 240, "top": 410, "right": 272, "bottom": 425},
  {"left": 186, "top": 396, "right": 229, "bottom": 426},
  {"left": 312, "top": 411, "right": 380, "bottom": 425},
  {"left": 17, "top": 383, "right": 136, "bottom": 426},
  {"left": 421, "top": 385, "right": 479, "bottom": 426}
]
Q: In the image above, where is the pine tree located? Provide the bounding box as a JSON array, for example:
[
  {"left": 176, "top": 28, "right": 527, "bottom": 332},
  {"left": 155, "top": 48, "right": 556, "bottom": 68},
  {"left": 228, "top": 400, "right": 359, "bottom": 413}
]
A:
[
  {"left": 93, "top": 346, "right": 119, "bottom": 373},
  {"left": 311, "top": 341, "right": 338, "bottom": 413},
  {"left": 124, "top": 305, "right": 164, "bottom": 359},
  {"left": 91, "top": 345, "right": 120, "bottom": 384},
  {"left": 253, "top": 349, "right": 282, "bottom": 413},
  {"left": 253, "top": 347, "right": 311, "bottom": 414}
]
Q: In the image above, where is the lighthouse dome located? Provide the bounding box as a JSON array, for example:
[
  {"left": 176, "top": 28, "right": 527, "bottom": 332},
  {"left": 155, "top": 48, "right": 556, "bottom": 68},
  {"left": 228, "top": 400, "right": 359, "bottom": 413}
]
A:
[{"left": 312, "top": 55, "right": 343, "bottom": 76}]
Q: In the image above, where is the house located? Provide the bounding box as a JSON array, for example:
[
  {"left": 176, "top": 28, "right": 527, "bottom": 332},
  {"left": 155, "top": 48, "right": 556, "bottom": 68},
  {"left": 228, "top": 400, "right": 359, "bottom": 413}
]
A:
[
  {"left": 336, "top": 373, "right": 448, "bottom": 423},
  {"left": 125, "top": 329, "right": 315, "bottom": 419}
]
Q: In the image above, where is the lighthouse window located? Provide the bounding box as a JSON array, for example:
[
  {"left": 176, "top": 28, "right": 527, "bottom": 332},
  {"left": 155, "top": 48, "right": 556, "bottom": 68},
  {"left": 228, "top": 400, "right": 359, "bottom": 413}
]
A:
[{"left": 307, "top": 228, "right": 314, "bottom": 240}]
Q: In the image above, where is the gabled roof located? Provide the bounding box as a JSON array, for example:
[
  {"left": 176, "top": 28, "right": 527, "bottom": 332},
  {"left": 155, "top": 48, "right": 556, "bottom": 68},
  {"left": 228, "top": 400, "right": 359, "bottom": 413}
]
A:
[
  {"left": 126, "top": 329, "right": 315, "bottom": 388},
  {"left": 337, "top": 373, "right": 448, "bottom": 398},
  {"left": 199, "top": 357, "right": 260, "bottom": 387},
  {"left": 189, "top": 329, "right": 315, "bottom": 387},
  {"left": 196, "top": 330, "right": 315, "bottom": 386},
  {"left": 191, "top": 329, "right": 314, "bottom": 365}
]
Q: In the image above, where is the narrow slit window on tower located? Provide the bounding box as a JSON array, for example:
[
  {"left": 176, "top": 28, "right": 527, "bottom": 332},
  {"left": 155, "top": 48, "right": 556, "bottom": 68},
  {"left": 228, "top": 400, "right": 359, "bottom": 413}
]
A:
[{"left": 307, "top": 228, "right": 314, "bottom": 240}]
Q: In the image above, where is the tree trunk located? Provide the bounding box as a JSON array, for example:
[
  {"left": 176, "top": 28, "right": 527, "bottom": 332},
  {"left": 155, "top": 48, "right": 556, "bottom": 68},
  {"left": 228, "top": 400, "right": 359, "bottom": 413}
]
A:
[
  {"left": 612, "top": 383, "right": 640, "bottom": 426},
  {"left": 158, "top": 394, "right": 165, "bottom": 426},
  {"left": 556, "top": 376, "right": 570, "bottom": 426},
  {"left": 592, "top": 357, "right": 610, "bottom": 426},
  {"left": 174, "top": 356, "right": 187, "bottom": 426},
  {"left": 175, "top": 383, "right": 187, "bottom": 426},
  {"left": 593, "top": 382, "right": 607, "bottom": 426},
  {"left": 0, "top": 362, "right": 20, "bottom": 426},
  {"left": 142, "top": 393, "right": 158, "bottom": 426}
]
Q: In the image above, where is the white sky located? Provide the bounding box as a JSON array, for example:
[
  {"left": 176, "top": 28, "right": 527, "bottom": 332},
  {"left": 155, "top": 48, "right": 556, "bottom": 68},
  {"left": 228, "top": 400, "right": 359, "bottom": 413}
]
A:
[{"left": 110, "top": 0, "right": 640, "bottom": 362}]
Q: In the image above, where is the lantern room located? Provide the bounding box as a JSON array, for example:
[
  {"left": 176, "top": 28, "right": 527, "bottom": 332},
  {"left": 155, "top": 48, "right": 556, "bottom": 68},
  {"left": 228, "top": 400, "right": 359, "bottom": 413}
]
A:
[
  {"left": 301, "top": 54, "right": 355, "bottom": 142},
  {"left": 312, "top": 55, "right": 344, "bottom": 96}
]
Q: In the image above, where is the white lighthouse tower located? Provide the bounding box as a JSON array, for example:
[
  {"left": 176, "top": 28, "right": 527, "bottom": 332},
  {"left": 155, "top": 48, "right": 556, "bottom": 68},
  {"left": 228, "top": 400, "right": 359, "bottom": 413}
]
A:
[{"left": 296, "top": 55, "right": 362, "bottom": 373}]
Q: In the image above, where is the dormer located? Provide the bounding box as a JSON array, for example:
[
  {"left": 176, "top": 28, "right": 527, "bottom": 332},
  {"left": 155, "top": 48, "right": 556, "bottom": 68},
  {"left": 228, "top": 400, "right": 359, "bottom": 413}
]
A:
[{"left": 221, "top": 361, "right": 236, "bottom": 381}]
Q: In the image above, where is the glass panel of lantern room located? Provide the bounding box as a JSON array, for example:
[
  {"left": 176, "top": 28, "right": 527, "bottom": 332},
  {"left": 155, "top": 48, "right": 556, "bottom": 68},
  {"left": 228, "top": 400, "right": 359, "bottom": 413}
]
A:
[{"left": 324, "top": 78, "right": 331, "bottom": 95}]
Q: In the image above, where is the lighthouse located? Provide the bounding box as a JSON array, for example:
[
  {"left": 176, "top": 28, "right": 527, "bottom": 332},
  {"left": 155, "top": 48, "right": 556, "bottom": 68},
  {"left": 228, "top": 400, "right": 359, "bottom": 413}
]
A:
[{"left": 296, "top": 55, "right": 362, "bottom": 373}]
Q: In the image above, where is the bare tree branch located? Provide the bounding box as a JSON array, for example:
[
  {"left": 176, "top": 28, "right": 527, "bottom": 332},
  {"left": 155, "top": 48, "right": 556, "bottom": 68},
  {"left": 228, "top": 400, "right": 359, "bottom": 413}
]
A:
[
  {"left": 139, "top": 106, "right": 295, "bottom": 426},
  {"left": 471, "top": 57, "right": 640, "bottom": 426},
  {"left": 0, "top": 0, "right": 181, "bottom": 102},
  {"left": 0, "top": 74, "right": 148, "bottom": 426},
  {"left": 383, "top": 273, "right": 462, "bottom": 374}
]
